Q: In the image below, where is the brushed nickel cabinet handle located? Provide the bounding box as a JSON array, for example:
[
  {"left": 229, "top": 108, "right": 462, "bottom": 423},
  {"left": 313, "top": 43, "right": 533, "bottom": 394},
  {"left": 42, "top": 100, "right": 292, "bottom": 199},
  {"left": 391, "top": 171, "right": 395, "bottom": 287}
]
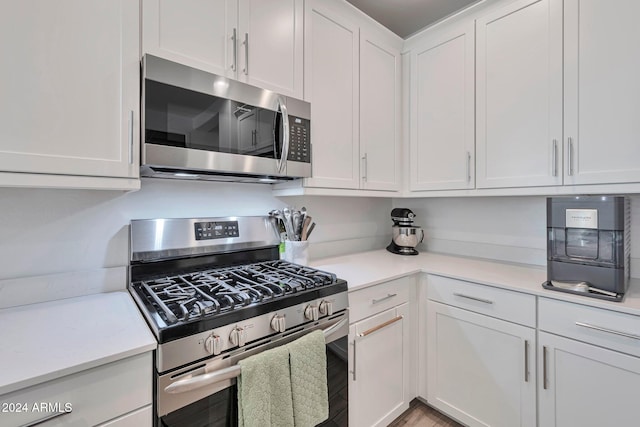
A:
[
  {"left": 552, "top": 139, "right": 558, "bottom": 177},
  {"left": 568, "top": 137, "right": 574, "bottom": 176},
  {"left": 543, "top": 346, "right": 548, "bottom": 390},
  {"left": 466, "top": 151, "right": 471, "bottom": 182},
  {"left": 358, "top": 315, "right": 403, "bottom": 337},
  {"left": 243, "top": 33, "right": 249, "bottom": 75},
  {"left": 575, "top": 322, "right": 640, "bottom": 340},
  {"left": 350, "top": 340, "right": 357, "bottom": 381},
  {"left": 371, "top": 293, "right": 397, "bottom": 305},
  {"left": 231, "top": 28, "right": 237, "bottom": 71},
  {"left": 362, "top": 154, "right": 367, "bottom": 181},
  {"left": 128, "top": 110, "right": 134, "bottom": 165},
  {"left": 453, "top": 293, "right": 494, "bottom": 305},
  {"left": 524, "top": 340, "right": 529, "bottom": 382}
]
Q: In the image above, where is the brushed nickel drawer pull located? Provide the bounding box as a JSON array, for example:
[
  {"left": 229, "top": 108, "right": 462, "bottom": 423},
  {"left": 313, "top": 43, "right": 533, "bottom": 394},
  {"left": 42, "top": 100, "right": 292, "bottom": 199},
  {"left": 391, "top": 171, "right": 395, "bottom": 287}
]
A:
[
  {"left": 575, "top": 322, "right": 640, "bottom": 340},
  {"left": 371, "top": 293, "right": 397, "bottom": 305},
  {"left": 453, "top": 293, "right": 494, "bottom": 305},
  {"left": 23, "top": 409, "right": 72, "bottom": 427},
  {"left": 358, "top": 315, "right": 403, "bottom": 337}
]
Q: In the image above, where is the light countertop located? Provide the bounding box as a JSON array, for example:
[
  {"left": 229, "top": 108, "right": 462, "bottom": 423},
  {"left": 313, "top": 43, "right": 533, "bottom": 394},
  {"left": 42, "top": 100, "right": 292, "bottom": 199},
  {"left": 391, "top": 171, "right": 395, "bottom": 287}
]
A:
[
  {"left": 0, "top": 291, "right": 156, "bottom": 396},
  {"left": 311, "top": 250, "right": 640, "bottom": 317}
]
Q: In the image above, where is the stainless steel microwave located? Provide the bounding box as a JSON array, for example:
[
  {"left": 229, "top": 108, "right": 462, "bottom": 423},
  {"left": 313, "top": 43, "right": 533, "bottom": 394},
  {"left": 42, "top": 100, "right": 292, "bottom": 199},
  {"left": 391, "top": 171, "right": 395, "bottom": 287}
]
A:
[{"left": 141, "top": 55, "right": 311, "bottom": 183}]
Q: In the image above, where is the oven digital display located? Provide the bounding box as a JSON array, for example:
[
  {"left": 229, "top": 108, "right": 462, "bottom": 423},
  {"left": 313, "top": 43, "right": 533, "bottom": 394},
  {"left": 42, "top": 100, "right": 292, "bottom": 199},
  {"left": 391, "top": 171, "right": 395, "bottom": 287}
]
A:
[{"left": 194, "top": 221, "right": 239, "bottom": 240}]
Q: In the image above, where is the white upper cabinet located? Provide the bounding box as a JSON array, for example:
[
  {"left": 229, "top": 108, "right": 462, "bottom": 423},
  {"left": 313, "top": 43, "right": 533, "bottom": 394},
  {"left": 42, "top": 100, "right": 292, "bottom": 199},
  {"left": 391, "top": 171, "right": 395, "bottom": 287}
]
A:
[
  {"left": 563, "top": 0, "right": 640, "bottom": 185},
  {"left": 0, "top": 0, "right": 140, "bottom": 188},
  {"left": 303, "top": 0, "right": 360, "bottom": 189},
  {"left": 143, "top": 0, "right": 303, "bottom": 99},
  {"left": 408, "top": 22, "right": 475, "bottom": 191},
  {"left": 302, "top": 0, "right": 401, "bottom": 192},
  {"left": 360, "top": 30, "right": 401, "bottom": 191},
  {"left": 476, "top": 0, "right": 563, "bottom": 189},
  {"left": 237, "top": 0, "right": 303, "bottom": 98},
  {"left": 143, "top": 0, "right": 234, "bottom": 78}
]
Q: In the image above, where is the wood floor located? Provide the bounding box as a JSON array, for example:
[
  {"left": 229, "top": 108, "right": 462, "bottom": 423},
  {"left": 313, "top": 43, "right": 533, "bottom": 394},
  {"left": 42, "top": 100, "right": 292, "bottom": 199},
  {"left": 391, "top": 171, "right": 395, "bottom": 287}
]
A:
[{"left": 388, "top": 399, "right": 464, "bottom": 427}]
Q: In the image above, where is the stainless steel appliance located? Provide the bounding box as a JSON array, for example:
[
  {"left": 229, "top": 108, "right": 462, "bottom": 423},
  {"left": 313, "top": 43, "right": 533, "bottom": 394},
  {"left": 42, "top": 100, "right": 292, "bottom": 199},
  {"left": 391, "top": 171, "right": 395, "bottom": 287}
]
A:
[
  {"left": 386, "top": 208, "right": 424, "bottom": 255},
  {"left": 128, "top": 216, "right": 348, "bottom": 426},
  {"left": 543, "top": 196, "right": 630, "bottom": 301},
  {"left": 141, "top": 55, "right": 311, "bottom": 183}
]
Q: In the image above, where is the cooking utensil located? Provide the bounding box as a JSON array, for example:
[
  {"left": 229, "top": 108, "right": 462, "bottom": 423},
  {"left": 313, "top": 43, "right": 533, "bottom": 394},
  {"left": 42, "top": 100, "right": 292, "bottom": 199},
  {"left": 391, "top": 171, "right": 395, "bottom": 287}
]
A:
[
  {"left": 305, "top": 222, "right": 316, "bottom": 240},
  {"left": 301, "top": 216, "right": 312, "bottom": 240},
  {"left": 292, "top": 210, "right": 301, "bottom": 240},
  {"left": 298, "top": 207, "right": 307, "bottom": 238},
  {"left": 282, "top": 207, "right": 295, "bottom": 240}
]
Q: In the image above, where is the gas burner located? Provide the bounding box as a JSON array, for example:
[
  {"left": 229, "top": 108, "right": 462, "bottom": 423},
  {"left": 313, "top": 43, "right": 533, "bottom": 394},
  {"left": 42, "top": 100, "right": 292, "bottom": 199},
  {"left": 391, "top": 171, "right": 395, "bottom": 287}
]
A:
[{"left": 134, "top": 260, "right": 340, "bottom": 328}]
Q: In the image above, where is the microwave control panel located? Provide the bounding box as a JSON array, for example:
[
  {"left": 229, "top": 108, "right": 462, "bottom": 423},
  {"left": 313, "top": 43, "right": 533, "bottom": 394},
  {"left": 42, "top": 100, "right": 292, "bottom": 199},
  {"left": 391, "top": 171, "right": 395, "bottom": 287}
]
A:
[
  {"left": 194, "top": 221, "right": 239, "bottom": 240},
  {"left": 287, "top": 116, "right": 310, "bottom": 163}
]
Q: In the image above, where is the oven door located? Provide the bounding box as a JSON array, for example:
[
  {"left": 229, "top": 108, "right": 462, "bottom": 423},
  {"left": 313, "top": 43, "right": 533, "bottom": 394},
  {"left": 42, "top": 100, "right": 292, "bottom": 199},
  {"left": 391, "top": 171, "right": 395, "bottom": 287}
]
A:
[
  {"left": 142, "top": 55, "right": 311, "bottom": 180},
  {"left": 157, "top": 313, "right": 348, "bottom": 427}
]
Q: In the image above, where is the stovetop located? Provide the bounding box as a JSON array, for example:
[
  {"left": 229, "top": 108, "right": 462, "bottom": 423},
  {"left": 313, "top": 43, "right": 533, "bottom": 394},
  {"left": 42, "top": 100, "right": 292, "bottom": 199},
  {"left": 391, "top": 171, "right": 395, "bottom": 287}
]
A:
[
  {"left": 128, "top": 216, "right": 348, "bottom": 344},
  {"left": 130, "top": 259, "right": 347, "bottom": 343}
]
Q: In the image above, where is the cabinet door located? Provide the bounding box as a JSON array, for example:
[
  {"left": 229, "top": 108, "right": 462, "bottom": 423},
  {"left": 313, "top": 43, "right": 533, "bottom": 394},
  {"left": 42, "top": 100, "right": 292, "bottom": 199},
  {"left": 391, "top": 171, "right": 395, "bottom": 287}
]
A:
[
  {"left": 409, "top": 22, "right": 475, "bottom": 191},
  {"left": 0, "top": 0, "right": 139, "bottom": 180},
  {"left": 238, "top": 0, "right": 303, "bottom": 99},
  {"left": 350, "top": 304, "right": 410, "bottom": 427},
  {"left": 427, "top": 301, "right": 536, "bottom": 427},
  {"left": 303, "top": 1, "right": 360, "bottom": 189},
  {"left": 564, "top": 0, "right": 640, "bottom": 185},
  {"left": 476, "top": 0, "right": 562, "bottom": 188},
  {"left": 359, "top": 30, "right": 401, "bottom": 191},
  {"left": 142, "top": 0, "right": 235, "bottom": 78},
  {"left": 538, "top": 331, "right": 640, "bottom": 427}
]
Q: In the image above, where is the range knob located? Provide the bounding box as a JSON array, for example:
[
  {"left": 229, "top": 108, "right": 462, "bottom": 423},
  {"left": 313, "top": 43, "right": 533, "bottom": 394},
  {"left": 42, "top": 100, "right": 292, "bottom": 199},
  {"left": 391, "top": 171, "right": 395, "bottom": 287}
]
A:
[
  {"left": 229, "top": 326, "right": 247, "bottom": 347},
  {"left": 204, "top": 334, "right": 222, "bottom": 355},
  {"left": 304, "top": 304, "right": 319, "bottom": 322},
  {"left": 319, "top": 300, "right": 333, "bottom": 317},
  {"left": 270, "top": 314, "right": 286, "bottom": 333}
]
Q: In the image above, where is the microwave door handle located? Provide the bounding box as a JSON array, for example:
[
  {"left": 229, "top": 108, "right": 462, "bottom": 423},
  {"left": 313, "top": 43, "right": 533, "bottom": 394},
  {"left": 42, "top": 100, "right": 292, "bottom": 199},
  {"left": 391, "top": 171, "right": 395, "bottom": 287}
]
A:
[{"left": 276, "top": 98, "right": 290, "bottom": 174}]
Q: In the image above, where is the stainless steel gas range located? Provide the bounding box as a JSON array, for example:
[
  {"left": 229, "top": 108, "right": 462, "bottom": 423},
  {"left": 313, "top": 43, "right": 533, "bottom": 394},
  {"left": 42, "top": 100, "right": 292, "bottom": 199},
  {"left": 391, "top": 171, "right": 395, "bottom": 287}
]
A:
[{"left": 128, "top": 216, "right": 349, "bottom": 427}]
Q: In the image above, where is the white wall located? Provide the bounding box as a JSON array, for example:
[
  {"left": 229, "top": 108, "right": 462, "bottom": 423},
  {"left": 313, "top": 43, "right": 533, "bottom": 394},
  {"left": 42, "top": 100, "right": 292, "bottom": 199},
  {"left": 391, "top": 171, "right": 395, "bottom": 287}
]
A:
[
  {"left": 0, "top": 179, "right": 391, "bottom": 307},
  {"left": 394, "top": 195, "right": 640, "bottom": 277}
]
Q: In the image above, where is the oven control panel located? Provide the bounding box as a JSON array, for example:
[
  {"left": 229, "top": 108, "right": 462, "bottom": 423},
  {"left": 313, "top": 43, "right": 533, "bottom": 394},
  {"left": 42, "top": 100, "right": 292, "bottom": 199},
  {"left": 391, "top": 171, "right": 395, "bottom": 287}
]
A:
[{"left": 194, "top": 221, "right": 239, "bottom": 240}]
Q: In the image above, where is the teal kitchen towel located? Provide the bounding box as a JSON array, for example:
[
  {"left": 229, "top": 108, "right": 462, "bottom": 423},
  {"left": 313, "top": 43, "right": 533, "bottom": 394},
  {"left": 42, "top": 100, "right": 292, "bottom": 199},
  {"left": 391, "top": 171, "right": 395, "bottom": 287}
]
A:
[
  {"left": 287, "top": 330, "right": 329, "bottom": 427},
  {"left": 237, "top": 344, "right": 295, "bottom": 427}
]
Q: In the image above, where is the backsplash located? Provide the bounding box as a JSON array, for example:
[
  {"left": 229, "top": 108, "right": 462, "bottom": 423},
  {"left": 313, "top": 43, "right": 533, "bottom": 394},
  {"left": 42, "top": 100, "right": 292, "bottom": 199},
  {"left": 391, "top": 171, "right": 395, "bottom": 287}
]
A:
[
  {"left": 0, "top": 179, "right": 391, "bottom": 308},
  {"left": 394, "top": 195, "right": 640, "bottom": 278}
]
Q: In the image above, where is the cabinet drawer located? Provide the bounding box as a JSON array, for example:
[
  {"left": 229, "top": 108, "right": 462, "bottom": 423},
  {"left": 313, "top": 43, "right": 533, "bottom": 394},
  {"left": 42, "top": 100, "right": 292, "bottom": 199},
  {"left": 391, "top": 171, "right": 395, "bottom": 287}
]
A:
[
  {"left": 427, "top": 275, "right": 536, "bottom": 327},
  {"left": 349, "top": 276, "right": 414, "bottom": 322},
  {"left": 97, "top": 405, "right": 152, "bottom": 427},
  {"left": 0, "top": 352, "right": 152, "bottom": 427},
  {"left": 539, "top": 298, "right": 640, "bottom": 357}
]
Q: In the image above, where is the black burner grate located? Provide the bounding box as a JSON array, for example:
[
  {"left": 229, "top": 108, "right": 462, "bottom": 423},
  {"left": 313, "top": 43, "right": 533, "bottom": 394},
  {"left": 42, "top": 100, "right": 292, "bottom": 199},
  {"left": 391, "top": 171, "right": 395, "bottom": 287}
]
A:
[{"left": 134, "top": 260, "right": 338, "bottom": 326}]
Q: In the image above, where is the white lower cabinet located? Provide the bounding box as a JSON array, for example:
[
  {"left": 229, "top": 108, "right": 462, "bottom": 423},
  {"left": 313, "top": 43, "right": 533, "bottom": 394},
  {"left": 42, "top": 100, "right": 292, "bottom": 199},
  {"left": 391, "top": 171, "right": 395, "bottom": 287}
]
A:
[
  {"left": 538, "top": 332, "right": 640, "bottom": 427},
  {"left": 96, "top": 405, "right": 152, "bottom": 427},
  {"left": 538, "top": 298, "right": 640, "bottom": 427},
  {"left": 425, "top": 275, "right": 536, "bottom": 427},
  {"left": 348, "top": 276, "right": 415, "bottom": 427},
  {"left": 426, "top": 301, "right": 536, "bottom": 427},
  {"left": 0, "top": 352, "right": 152, "bottom": 427},
  {"left": 350, "top": 304, "right": 410, "bottom": 427}
]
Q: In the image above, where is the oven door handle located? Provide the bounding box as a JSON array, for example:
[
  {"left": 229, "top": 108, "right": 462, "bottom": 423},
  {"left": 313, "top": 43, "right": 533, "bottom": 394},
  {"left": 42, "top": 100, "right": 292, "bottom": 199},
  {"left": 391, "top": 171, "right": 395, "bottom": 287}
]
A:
[
  {"left": 165, "top": 365, "right": 241, "bottom": 394},
  {"left": 164, "top": 317, "right": 349, "bottom": 394}
]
